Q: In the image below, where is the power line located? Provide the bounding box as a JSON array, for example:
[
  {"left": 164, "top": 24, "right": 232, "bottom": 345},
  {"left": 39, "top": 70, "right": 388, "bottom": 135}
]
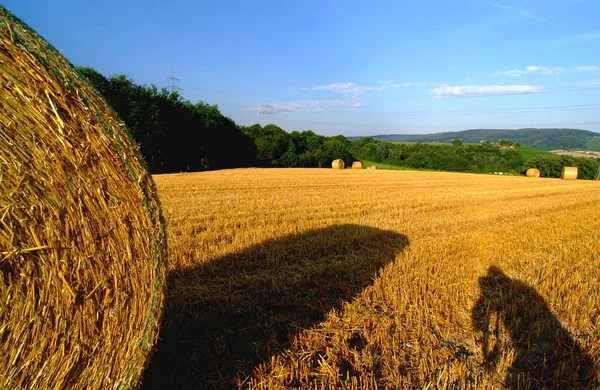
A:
[
  {"left": 273, "top": 117, "right": 600, "bottom": 129},
  {"left": 188, "top": 82, "right": 600, "bottom": 103},
  {"left": 233, "top": 103, "right": 600, "bottom": 117},
  {"left": 259, "top": 104, "right": 274, "bottom": 125},
  {"left": 191, "top": 85, "right": 600, "bottom": 130},
  {"left": 211, "top": 100, "right": 600, "bottom": 116},
  {"left": 380, "top": 84, "right": 600, "bottom": 101},
  {"left": 166, "top": 70, "right": 182, "bottom": 93},
  {"left": 319, "top": 103, "right": 600, "bottom": 116}
]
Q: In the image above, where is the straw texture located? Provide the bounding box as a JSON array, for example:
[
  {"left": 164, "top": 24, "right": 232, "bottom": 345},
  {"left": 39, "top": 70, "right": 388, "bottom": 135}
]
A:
[
  {"left": 561, "top": 167, "right": 578, "bottom": 180},
  {"left": 331, "top": 159, "right": 345, "bottom": 169},
  {"left": 0, "top": 6, "right": 166, "bottom": 389},
  {"left": 526, "top": 168, "right": 540, "bottom": 178}
]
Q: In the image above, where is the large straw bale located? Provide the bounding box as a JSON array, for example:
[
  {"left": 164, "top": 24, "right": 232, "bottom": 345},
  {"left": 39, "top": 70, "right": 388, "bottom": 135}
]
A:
[
  {"left": 561, "top": 166, "right": 578, "bottom": 180},
  {"left": 352, "top": 161, "right": 363, "bottom": 169},
  {"left": 0, "top": 7, "right": 167, "bottom": 389},
  {"left": 526, "top": 168, "right": 540, "bottom": 178},
  {"left": 332, "top": 159, "right": 345, "bottom": 169}
]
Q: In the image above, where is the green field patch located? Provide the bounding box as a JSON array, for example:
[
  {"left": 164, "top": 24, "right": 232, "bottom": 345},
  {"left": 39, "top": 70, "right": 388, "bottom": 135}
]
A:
[
  {"left": 585, "top": 136, "right": 600, "bottom": 151},
  {"left": 504, "top": 146, "right": 554, "bottom": 160}
]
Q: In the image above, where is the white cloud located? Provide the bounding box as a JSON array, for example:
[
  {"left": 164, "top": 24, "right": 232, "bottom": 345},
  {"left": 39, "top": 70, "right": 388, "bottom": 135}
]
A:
[
  {"left": 312, "top": 81, "right": 403, "bottom": 95},
  {"left": 487, "top": 2, "right": 540, "bottom": 19},
  {"left": 431, "top": 84, "right": 543, "bottom": 98},
  {"left": 578, "top": 79, "right": 600, "bottom": 87},
  {"left": 494, "top": 65, "right": 566, "bottom": 77},
  {"left": 575, "top": 65, "right": 600, "bottom": 72},
  {"left": 527, "top": 65, "right": 567, "bottom": 75},
  {"left": 248, "top": 79, "right": 417, "bottom": 114},
  {"left": 493, "top": 64, "right": 600, "bottom": 77},
  {"left": 313, "top": 83, "right": 369, "bottom": 94},
  {"left": 493, "top": 69, "right": 524, "bottom": 77},
  {"left": 245, "top": 98, "right": 364, "bottom": 114}
]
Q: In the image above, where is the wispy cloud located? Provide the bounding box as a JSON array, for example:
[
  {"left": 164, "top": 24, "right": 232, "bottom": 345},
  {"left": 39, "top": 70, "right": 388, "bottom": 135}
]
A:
[
  {"left": 244, "top": 99, "right": 363, "bottom": 114},
  {"left": 312, "top": 80, "right": 406, "bottom": 95},
  {"left": 487, "top": 1, "right": 541, "bottom": 19},
  {"left": 312, "top": 83, "right": 373, "bottom": 94},
  {"left": 525, "top": 65, "right": 566, "bottom": 75},
  {"left": 554, "top": 32, "right": 600, "bottom": 46},
  {"left": 493, "top": 64, "right": 600, "bottom": 77},
  {"left": 493, "top": 65, "right": 566, "bottom": 77},
  {"left": 431, "top": 84, "right": 543, "bottom": 98},
  {"left": 400, "top": 82, "right": 428, "bottom": 87},
  {"left": 246, "top": 80, "right": 417, "bottom": 114},
  {"left": 575, "top": 65, "right": 600, "bottom": 72},
  {"left": 494, "top": 69, "right": 524, "bottom": 77},
  {"left": 577, "top": 79, "right": 600, "bottom": 87}
]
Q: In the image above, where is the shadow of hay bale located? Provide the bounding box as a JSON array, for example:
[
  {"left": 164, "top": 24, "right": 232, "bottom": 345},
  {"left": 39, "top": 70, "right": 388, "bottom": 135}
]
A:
[{"left": 141, "top": 224, "right": 409, "bottom": 389}]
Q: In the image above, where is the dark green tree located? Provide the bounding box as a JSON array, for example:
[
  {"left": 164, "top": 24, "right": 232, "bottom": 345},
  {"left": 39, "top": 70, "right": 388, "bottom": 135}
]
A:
[{"left": 77, "top": 66, "right": 256, "bottom": 173}]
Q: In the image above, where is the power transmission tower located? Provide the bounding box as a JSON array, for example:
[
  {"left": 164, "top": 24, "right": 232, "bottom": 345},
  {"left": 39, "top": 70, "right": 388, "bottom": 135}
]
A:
[
  {"left": 166, "top": 70, "right": 182, "bottom": 93},
  {"left": 259, "top": 104, "right": 274, "bottom": 125}
]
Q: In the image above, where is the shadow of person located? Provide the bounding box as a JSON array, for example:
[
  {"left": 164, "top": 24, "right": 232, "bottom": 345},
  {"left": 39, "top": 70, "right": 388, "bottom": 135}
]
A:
[
  {"left": 141, "top": 224, "right": 409, "bottom": 389},
  {"left": 472, "top": 266, "right": 597, "bottom": 389}
]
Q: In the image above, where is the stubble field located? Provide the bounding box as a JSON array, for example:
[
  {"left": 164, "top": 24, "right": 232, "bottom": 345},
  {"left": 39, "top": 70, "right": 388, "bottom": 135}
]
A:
[{"left": 141, "top": 168, "right": 600, "bottom": 389}]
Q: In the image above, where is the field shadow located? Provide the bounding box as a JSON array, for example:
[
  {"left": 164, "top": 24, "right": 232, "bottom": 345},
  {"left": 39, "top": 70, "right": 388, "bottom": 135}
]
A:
[
  {"left": 472, "top": 266, "right": 597, "bottom": 389},
  {"left": 141, "top": 224, "right": 409, "bottom": 389}
]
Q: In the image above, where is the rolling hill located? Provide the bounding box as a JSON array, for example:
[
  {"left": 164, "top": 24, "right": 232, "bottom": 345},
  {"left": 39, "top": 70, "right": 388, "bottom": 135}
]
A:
[{"left": 349, "top": 128, "right": 600, "bottom": 151}]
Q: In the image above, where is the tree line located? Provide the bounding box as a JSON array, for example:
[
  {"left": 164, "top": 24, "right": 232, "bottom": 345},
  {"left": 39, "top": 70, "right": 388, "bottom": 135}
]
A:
[
  {"left": 368, "top": 128, "right": 599, "bottom": 151},
  {"left": 522, "top": 155, "right": 600, "bottom": 180},
  {"left": 78, "top": 67, "right": 353, "bottom": 173},
  {"left": 348, "top": 137, "right": 525, "bottom": 173},
  {"left": 78, "top": 67, "right": 599, "bottom": 179}
]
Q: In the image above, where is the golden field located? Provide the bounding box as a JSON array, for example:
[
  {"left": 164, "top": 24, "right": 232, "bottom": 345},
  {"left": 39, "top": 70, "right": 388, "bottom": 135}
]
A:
[{"left": 141, "top": 168, "right": 600, "bottom": 389}]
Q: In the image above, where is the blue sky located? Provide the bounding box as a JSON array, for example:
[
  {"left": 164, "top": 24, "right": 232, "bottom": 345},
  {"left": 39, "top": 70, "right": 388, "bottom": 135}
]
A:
[{"left": 5, "top": 0, "right": 600, "bottom": 136}]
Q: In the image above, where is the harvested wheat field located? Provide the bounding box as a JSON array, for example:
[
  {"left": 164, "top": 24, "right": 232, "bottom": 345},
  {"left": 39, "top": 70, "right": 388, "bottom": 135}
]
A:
[{"left": 142, "top": 168, "right": 600, "bottom": 389}]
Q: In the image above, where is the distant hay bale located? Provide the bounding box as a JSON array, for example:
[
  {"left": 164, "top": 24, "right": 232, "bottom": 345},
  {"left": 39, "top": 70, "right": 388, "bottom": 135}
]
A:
[
  {"left": 352, "top": 161, "right": 363, "bottom": 169},
  {"left": 0, "top": 7, "right": 166, "bottom": 390},
  {"left": 561, "top": 166, "right": 578, "bottom": 180},
  {"left": 367, "top": 165, "right": 377, "bottom": 170},
  {"left": 526, "top": 168, "right": 541, "bottom": 178},
  {"left": 332, "top": 159, "right": 345, "bottom": 169}
]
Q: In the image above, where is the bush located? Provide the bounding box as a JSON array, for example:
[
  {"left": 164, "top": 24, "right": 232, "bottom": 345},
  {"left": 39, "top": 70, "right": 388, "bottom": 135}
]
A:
[{"left": 522, "top": 155, "right": 600, "bottom": 180}]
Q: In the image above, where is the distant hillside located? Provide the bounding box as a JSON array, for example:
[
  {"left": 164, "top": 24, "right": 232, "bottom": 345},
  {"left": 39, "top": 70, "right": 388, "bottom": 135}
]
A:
[{"left": 349, "top": 129, "right": 600, "bottom": 151}]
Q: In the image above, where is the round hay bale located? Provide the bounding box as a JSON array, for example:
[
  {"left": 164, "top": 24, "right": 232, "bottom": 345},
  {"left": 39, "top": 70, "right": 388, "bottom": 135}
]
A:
[
  {"left": 526, "top": 168, "right": 540, "bottom": 178},
  {"left": 561, "top": 166, "right": 578, "bottom": 180},
  {"left": 352, "top": 161, "right": 363, "bottom": 169},
  {"left": 368, "top": 165, "right": 377, "bottom": 170},
  {"left": 0, "top": 7, "right": 167, "bottom": 390},
  {"left": 332, "top": 159, "right": 345, "bottom": 169}
]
